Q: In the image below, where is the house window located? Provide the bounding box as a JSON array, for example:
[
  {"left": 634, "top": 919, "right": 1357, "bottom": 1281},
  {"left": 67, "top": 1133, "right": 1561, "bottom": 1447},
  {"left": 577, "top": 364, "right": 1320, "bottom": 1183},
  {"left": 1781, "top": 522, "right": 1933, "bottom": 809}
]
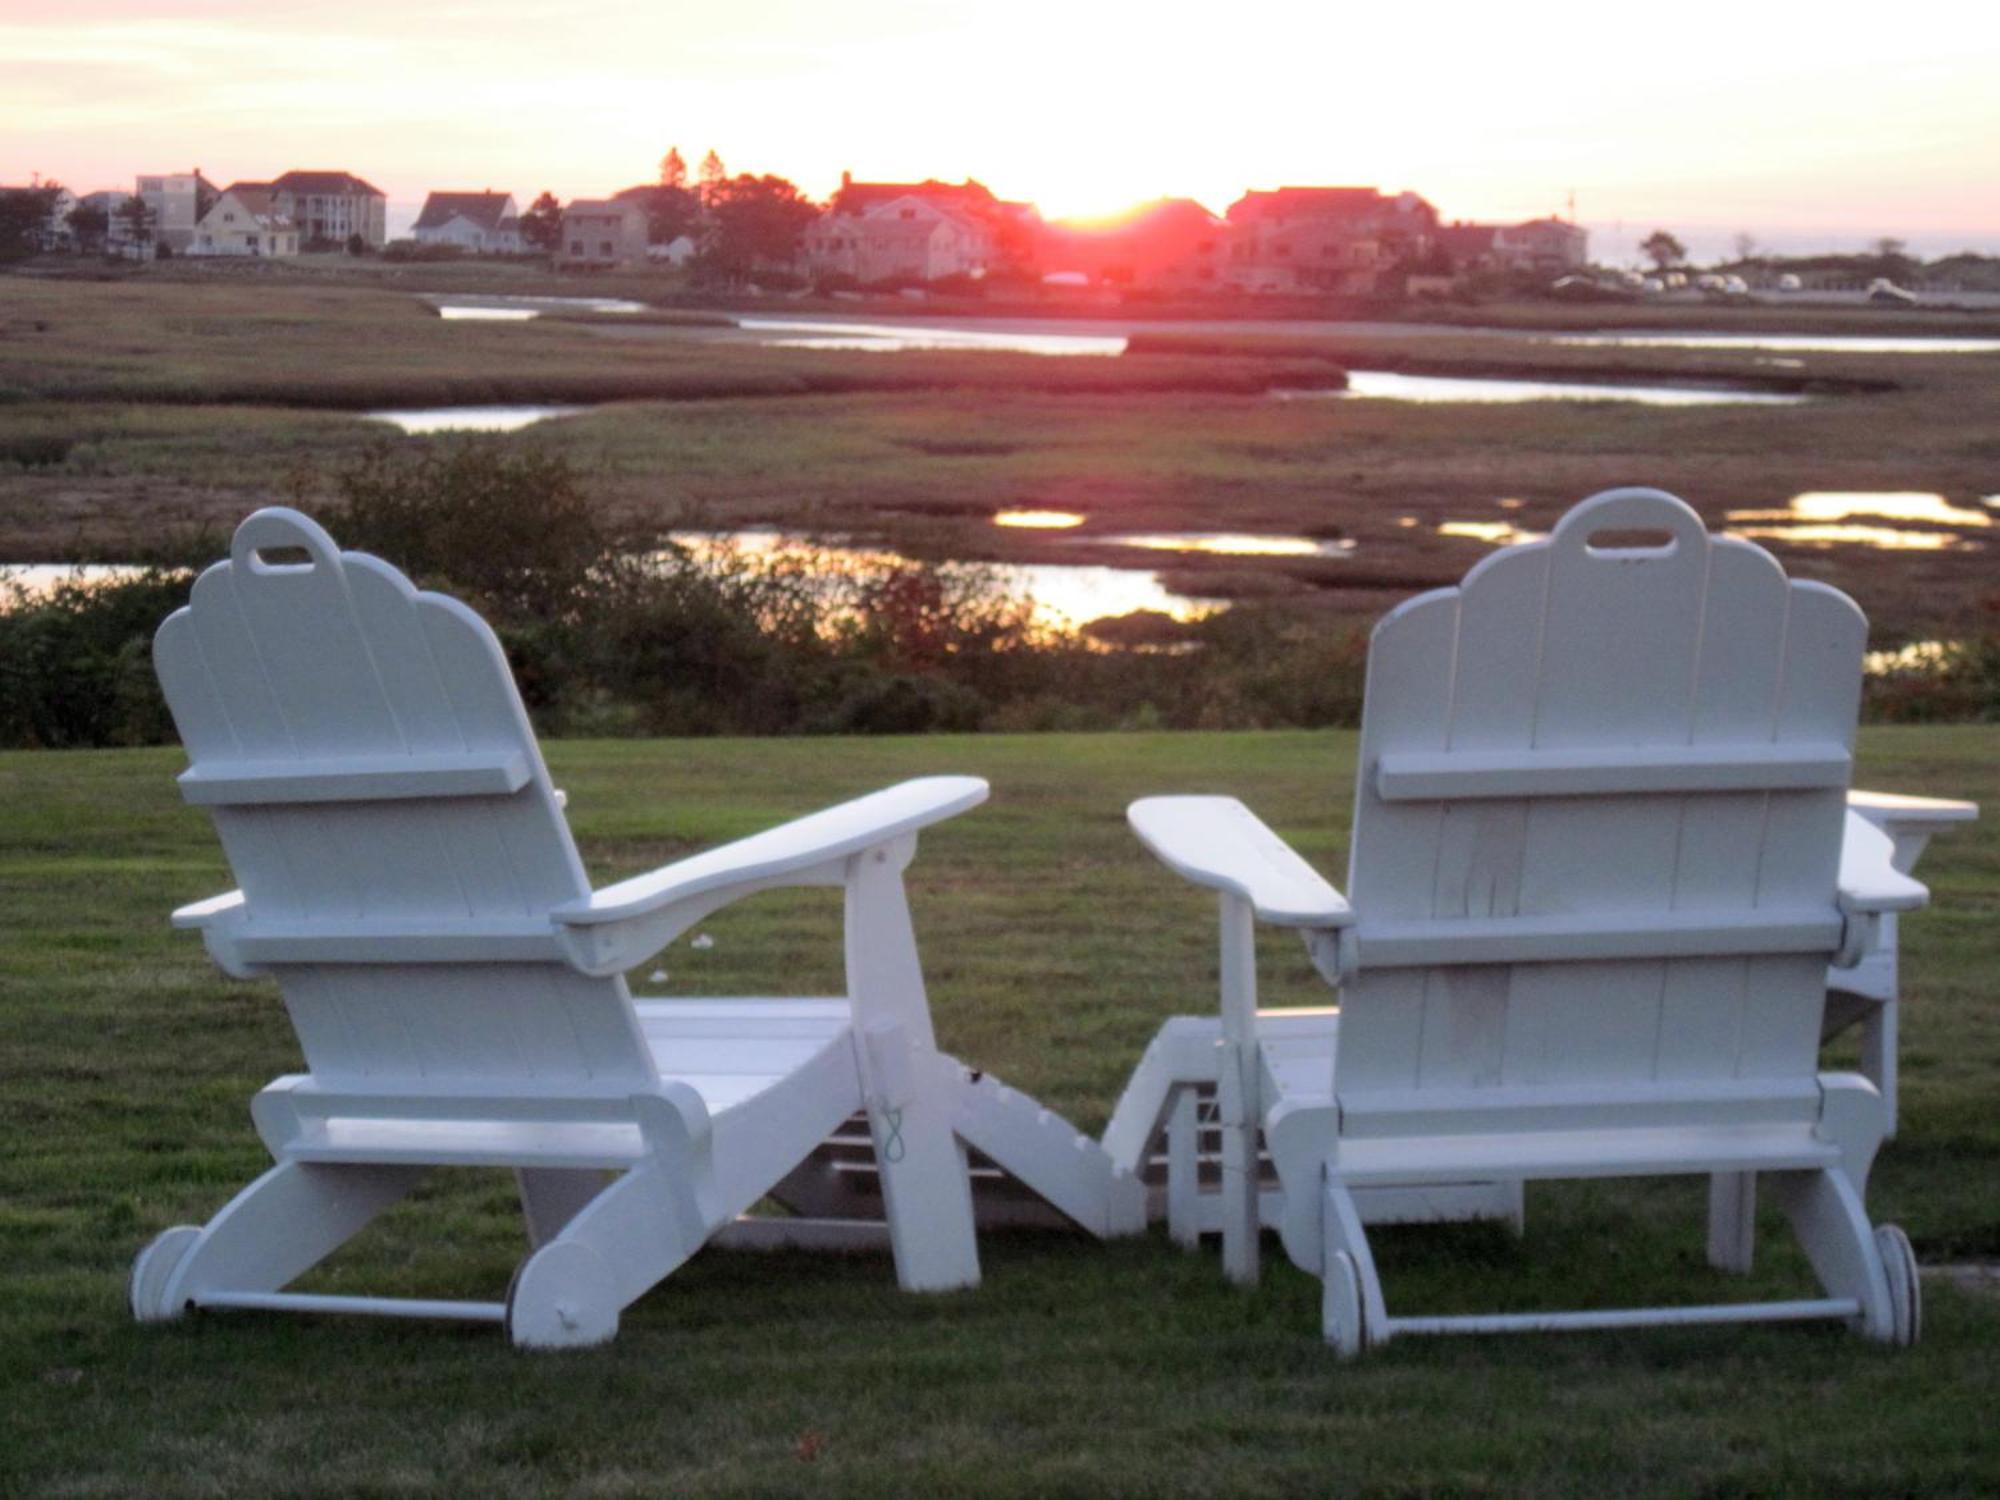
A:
[
  {"left": 569, "top": 240, "right": 583, "bottom": 255},
  {"left": 599, "top": 240, "right": 613, "bottom": 256}
]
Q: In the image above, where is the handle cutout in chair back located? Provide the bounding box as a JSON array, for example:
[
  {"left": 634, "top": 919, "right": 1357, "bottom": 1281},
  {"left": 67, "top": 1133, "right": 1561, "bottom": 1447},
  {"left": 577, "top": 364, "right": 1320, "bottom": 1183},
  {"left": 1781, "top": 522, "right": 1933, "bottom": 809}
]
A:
[
  {"left": 1552, "top": 488, "right": 1708, "bottom": 562},
  {"left": 231, "top": 508, "right": 343, "bottom": 577}
]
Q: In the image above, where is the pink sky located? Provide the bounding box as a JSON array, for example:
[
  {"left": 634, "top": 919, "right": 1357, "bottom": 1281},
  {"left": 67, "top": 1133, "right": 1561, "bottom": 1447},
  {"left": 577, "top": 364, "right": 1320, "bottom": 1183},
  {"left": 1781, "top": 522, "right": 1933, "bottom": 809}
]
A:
[{"left": 5, "top": 0, "right": 1997, "bottom": 257}]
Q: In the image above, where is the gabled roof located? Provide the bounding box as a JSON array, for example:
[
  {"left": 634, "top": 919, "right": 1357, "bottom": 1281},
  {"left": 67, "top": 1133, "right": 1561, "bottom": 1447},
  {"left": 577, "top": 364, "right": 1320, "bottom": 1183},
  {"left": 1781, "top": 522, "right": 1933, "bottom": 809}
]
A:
[
  {"left": 271, "top": 170, "right": 384, "bottom": 198},
  {"left": 833, "top": 175, "right": 999, "bottom": 217},
  {"left": 414, "top": 191, "right": 515, "bottom": 231},
  {"left": 211, "top": 185, "right": 296, "bottom": 228}
]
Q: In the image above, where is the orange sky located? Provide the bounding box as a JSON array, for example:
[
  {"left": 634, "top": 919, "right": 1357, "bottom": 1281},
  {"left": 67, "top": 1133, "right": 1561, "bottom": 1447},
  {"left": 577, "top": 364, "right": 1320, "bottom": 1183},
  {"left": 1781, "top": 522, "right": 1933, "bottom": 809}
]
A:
[{"left": 4, "top": 1, "right": 1997, "bottom": 255}]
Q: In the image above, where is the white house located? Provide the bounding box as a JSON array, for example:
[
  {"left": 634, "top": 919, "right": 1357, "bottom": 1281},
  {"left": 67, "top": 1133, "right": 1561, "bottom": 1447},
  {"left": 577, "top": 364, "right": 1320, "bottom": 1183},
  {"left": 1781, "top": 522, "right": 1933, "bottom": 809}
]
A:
[
  {"left": 802, "top": 195, "right": 995, "bottom": 284},
  {"left": 134, "top": 172, "right": 218, "bottom": 252},
  {"left": 1492, "top": 217, "right": 1589, "bottom": 273},
  {"left": 411, "top": 191, "right": 522, "bottom": 253},
  {"left": 557, "top": 199, "right": 648, "bottom": 267},
  {"left": 189, "top": 185, "right": 300, "bottom": 258}
]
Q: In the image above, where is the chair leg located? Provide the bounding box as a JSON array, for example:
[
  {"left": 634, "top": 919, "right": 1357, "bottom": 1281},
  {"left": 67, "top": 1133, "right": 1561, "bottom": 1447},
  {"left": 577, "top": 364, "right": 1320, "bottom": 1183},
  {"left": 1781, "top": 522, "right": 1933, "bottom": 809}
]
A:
[
  {"left": 1320, "top": 1171, "right": 1387, "bottom": 1356},
  {"left": 142, "top": 1159, "right": 422, "bottom": 1319},
  {"left": 1707, "top": 1171, "right": 1757, "bottom": 1273},
  {"left": 845, "top": 847, "right": 980, "bottom": 1293},
  {"left": 1216, "top": 1085, "right": 1260, "bottom": 1285},
  {"left": 1165, "top": 1087, "right": 1200, "bottom": 1249},
  {"left": 1768, "top": 1167, "right": 1896, "bottom": 1341},
  {"left": 1860, "top": 1000, "right": 1898, "bottom": 1140},
  {"left": 509, "top": 1158, "right": 708, "bottom": 1348},
  {"left": 516, "top": 1168, "right": 609, "bottom": 1248}
]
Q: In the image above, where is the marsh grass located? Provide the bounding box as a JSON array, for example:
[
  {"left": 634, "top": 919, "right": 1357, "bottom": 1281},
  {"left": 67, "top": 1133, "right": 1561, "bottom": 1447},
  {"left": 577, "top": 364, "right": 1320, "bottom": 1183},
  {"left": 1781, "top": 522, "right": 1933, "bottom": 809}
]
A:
[{"left": 1, "top": 728, "right": 1997, "bottom": 1496}]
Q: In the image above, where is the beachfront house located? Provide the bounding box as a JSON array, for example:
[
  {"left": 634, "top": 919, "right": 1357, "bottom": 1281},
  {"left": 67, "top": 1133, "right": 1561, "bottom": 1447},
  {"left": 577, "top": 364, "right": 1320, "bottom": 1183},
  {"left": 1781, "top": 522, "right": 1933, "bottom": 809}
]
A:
[
  {"left": 411, "top": 191, "right": 523, "bottom": 253},
  {"left": 266, "top": 170, "right": 387, "bottom": 249},
  {"left": 558, "top": 198, "right": 648, "bottom": 267},
  {"left": 1221, "top": 187, "right": 1439, "bottom": 295},
  {"left": 1492, "top": 216, "right": 1590, "bottom": 273},
  {"left": 189, "top": 185, "right": 301, "bottom": 257},
  {"left": 134, "top": 172, "right": 219, "bottom": 252}
]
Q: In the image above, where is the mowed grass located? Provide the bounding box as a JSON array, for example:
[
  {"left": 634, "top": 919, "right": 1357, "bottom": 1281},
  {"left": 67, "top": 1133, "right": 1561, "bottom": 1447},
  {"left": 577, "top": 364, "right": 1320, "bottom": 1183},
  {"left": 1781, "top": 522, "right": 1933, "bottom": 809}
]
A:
[{"left": 2, "top": 727, "right": 1997, "bottom": 1497}]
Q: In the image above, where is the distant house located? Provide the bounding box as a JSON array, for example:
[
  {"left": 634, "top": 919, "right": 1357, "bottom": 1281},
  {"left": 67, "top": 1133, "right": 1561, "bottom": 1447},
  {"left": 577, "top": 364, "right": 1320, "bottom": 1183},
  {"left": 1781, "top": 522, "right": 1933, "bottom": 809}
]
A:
[
  {"left": 266, "top": 170, "right": 387, "bottom": 248},
  {"left": 1435, "top": 222, "right": 1499, "bottom": 272},
  {"left": 1492, "top": 217, "right": 1589, "bottom": 273},
  {"left": 803, "top": 173, "right": 1036, "bottom": 284},
  {"left": 558, "top": 199, "right": 648, "bottom": 267},
  {"left": 189, "top": 185, "right": 301, "bottom": 257},
  {"left": 804, "top": 195, "right": 995, "bottom": 284},
  {"left": 134, "top": 171, "right": 219, "bottom": 252},
  {"left": 1222, "top": 187, "right": 1439, "bottom": 295},
  {"left": 412, "top": 191, "right": 522, "bottom": 253}
]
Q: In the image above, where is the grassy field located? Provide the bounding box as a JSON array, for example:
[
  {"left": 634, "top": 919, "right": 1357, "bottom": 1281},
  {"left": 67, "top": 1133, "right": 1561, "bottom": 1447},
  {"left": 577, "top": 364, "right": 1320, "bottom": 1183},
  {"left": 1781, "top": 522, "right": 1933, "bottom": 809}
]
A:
[
  {"left": 2, "top": 728, "right": 1996, "bottom": 1497},
  {"left": 2, "top": 275, "right": 1996, "bottom": 646}
]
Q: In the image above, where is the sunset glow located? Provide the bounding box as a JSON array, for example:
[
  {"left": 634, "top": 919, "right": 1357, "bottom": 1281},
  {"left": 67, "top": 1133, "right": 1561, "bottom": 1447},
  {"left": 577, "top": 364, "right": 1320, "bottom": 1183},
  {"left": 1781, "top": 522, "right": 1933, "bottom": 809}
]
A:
[{"left": 4, "top": 1, "right": 1996, "bottom": 255}]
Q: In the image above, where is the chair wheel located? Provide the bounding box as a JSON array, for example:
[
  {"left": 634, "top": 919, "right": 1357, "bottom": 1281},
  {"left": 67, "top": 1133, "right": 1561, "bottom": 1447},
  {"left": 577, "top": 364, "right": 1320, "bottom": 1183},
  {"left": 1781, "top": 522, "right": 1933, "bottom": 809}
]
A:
[
  {"left": 131, "top": 1225, "right": 202, "bottom": 1322},
  {"left": 506, "top": 1240, "right": 620, "bottom": 1349},
  {"left": 1875, "top": 1223, "right": 1921, "bottom": 1347},
  {"left": 1323, "top": 1250, "right": 1370, "bottom": 1358}
]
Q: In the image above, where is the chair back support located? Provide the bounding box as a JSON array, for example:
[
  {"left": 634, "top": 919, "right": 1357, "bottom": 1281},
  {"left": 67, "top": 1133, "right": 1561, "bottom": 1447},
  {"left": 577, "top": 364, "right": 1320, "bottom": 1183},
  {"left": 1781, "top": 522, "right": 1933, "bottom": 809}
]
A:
[
  {"left": 1336, "top": 490, "right": 1865, "bottom": 1121},
  {"left": 153, "top": 509, "right": 654, "bottom": 1094}
]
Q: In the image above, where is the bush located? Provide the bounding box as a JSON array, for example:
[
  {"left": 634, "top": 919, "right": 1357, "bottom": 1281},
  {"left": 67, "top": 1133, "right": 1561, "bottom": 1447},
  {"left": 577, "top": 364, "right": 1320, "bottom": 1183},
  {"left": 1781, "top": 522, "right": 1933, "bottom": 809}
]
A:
[{"left": 0, "top": 568, "right": 191, "bottom": 747}]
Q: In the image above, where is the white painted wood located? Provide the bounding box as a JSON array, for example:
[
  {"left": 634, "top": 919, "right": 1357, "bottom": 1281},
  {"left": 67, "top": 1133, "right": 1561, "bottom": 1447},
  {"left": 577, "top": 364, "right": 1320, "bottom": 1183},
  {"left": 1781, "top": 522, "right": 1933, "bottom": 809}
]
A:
[
  {"left": 1828, "top": 791, "right": 1976, "bottom": 1132},
  {"left": 140, "top": 506, "right": 1138, "bottom": 1348},
  {"left": 1117, "top": 489, "right": 1939, "bottom": 1353},
  {"left": 178, "top": 750, "right": 530, "bottom": 805},
  {"left": 1376, "top": 741, "right": 1851, "bottom": 802},
  {"left": 1127, "top": 797, "right": 1353, "bottom": 926}
]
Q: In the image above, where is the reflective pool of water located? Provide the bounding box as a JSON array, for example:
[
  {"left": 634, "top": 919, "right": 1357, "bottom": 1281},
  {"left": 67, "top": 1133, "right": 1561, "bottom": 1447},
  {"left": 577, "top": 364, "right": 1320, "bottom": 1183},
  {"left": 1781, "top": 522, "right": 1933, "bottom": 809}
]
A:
[
  {"left": 669, "top": 530, "right": 1221, "bottom": 626},
  {"left": 1437, "top": 520, "right": 1547, "bottom": 545},
  {"left": 428, "top": 295, "right": 649, "bottom": 320},
  {"left": 1543, "top": 333, "right": 2000, "bottom": 355},
  {"left": 1725, "top": 492, "right": 1993, "bottom": 551},
  {"left": 993, "top": 509, "right": 1087, "bottom": 528},
  {"left": 738, "top": 318, "right": 1128, "bottom": 357},
  {"left": 1095, "top": 532, "right": 1354, "bottom": 558},
  {"left": 366, "top": 405, "right": 586, "bottom": 434},
  {"left": 1278, "top": 372, "right": 1809, "bottom": 407}
]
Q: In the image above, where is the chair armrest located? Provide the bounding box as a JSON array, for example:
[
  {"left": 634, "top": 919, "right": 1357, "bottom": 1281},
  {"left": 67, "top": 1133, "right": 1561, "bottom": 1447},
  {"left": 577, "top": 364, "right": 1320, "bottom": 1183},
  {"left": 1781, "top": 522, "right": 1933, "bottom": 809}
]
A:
[
  {"left": 1847, "top": 788, "right": 1979, "bottom": 830},
  {"left": 551, "top": 776, "right": 987, "bottom": 974},
  {"left": 172, "top": 889, "right": 245, "bottom": 929},
  {"left": 1837, "top": 810, "right": 1929, "bottom": 917},
  {"left": 1127, "top": 795, "right": 1352, "bottom": 927}
]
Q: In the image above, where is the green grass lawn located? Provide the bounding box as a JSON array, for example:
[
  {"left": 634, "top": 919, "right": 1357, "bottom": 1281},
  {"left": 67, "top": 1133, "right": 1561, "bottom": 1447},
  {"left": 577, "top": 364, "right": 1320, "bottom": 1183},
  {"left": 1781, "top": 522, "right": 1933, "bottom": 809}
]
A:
[{"left": 2, "top": 727, "right": 1997, "bottom": 1497}]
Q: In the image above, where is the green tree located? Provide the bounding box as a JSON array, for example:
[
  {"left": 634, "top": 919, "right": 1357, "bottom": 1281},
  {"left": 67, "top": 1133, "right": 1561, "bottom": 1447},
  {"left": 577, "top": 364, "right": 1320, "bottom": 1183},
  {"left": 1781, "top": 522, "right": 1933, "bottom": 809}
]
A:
[
  {"left": 698, "top": 149, "right": 726, "bottom": 206},
  {"left": 518, "top": 191, "right": 564, "bottom": 253},
  {"left": 0, "top": 185, "right": 65, "bottom": 259},
  {"left": 67, "top": 201, "right": 110, "bottom": 254},
  {"left": 1639, "top": 229, "right": 1686, "bottom": 270},
  {"left": 117, "top": 194, "right": 154, "bottom": 253},
  {"left": 699, "top": 173, "right": 816, "bottom": 285}
]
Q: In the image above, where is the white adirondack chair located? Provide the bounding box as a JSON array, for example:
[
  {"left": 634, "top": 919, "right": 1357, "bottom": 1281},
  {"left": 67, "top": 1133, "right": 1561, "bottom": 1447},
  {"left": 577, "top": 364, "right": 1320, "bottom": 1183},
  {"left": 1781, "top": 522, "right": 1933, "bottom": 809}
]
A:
[
  {"left": 1827, "top": 791, "right": 1975, "bottom": 1132},
  {"left": 1102, "top": 787, "right": 1971, "bottom": 1252},
  {"left": 130, "top": 508, "right": 1141, "bottom": 1349},
  {"left": 1116, "top": 488, "right": 1930, "bottom": 1352}
]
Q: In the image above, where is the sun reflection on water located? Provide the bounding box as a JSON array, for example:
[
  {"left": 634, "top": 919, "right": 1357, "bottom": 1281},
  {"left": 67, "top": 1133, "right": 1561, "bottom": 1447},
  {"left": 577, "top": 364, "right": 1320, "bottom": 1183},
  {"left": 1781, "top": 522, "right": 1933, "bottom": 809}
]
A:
[
  {"left": 1724, "top": 492, "right": 1991, "bottom": 551},
  {"left": 993, "top": 509, "right": 1086, "bottom": 529}
]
